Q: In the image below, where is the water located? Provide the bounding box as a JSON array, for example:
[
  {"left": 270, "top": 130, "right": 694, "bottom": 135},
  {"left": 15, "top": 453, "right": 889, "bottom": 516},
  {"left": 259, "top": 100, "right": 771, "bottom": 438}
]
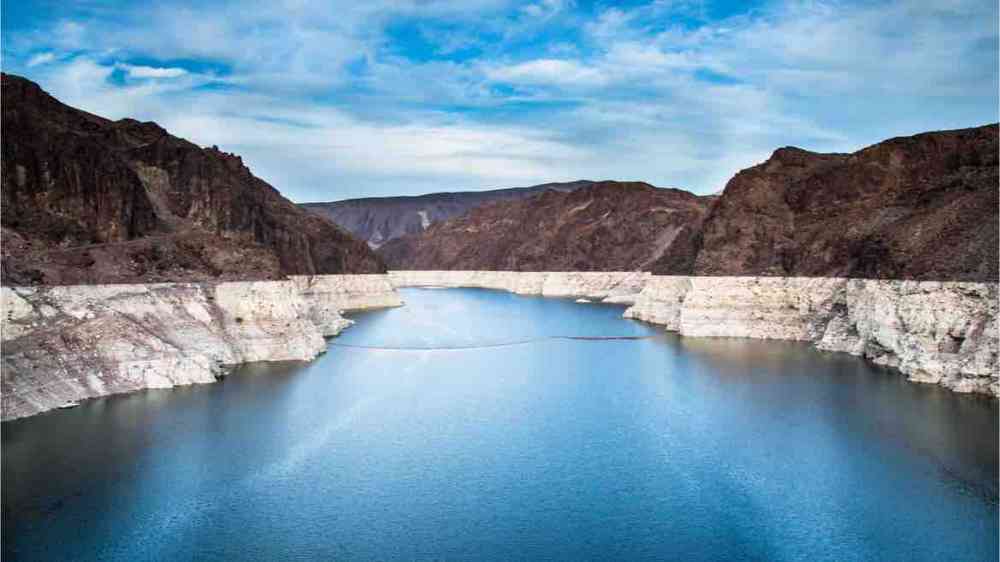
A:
[{"left": 3, "top": 288, "right": 997, "bottom": 561}]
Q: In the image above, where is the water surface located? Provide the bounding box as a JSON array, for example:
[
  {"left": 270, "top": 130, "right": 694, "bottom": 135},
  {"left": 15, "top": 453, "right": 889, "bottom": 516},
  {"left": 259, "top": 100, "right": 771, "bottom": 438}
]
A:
[{"left": 3, "top": 288, "right": 997, "bottom": 561}]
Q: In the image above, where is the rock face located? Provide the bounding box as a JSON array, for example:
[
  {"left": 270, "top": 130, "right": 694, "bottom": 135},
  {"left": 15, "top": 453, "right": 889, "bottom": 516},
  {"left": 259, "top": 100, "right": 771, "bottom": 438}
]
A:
[
  {"left": 692, "top": 124, "right": 999, "bottom": 281},
  {"left": 1, "top": 73, "right": 384, "bottom": 285},
  {"left": 624, "top": 276, "right": 998, "bottom": 395},
  {"left": 301, "top": 181, "right": 594, "bottom": 248},
  {"left": 0, "top": 275, "right": 403, "bottom": 421},
  {"left": 380, "top": 182, "right": 712, "bottom": 271}
]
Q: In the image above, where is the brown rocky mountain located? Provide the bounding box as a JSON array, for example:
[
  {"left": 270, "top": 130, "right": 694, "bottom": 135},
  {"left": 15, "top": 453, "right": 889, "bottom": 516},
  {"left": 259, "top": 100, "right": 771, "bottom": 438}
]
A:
[
  {"left": 379, "top": 125, "right": 997, "bottom": 282},
  {"left": 691, "top": 124, "right": 998, "bottom": 281},
  {"left": 379, "top": 182, "right": 713, "bottom": 271},
  {"left": 1, "top": 73, "right": 384, "bottom": 285},
  {"left": 301, "top": 180, "right": 595, "bottom": 248}
]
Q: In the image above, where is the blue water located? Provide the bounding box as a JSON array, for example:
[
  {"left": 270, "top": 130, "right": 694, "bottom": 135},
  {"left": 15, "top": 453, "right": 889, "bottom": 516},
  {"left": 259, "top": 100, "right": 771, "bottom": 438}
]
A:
[{"left": 3, "top": 288, "right": 997, "bottom": 561}]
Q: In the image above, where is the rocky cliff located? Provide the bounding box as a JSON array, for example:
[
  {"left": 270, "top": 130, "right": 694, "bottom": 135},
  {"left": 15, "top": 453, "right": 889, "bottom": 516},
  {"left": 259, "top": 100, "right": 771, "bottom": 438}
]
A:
[
  {"left": 380, "top": 182, "right": 712, "bottom": 271},
  {"left": 1, "top": 275, "right": 402, "bottom": 421},
  {"left": 301, "top": 181, "right": 594, "bottom": 248},
  {"left": 624, "top": 276, "right": 998, "bottom": 396},
  {"left": 378, "top": 126, "right": 998, "bottom": 281},
  {"left": 692, "top": 124, "right": 999, "bottom": 281},
  {"left": 1, "top": 73, "right": 385, "bottom": 285}
]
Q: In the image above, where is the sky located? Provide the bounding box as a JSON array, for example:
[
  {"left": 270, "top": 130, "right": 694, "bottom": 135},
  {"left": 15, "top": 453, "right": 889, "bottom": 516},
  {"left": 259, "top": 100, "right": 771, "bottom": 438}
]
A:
[{"left": 2, "top": 0, "right": 997, "bottom": 202}]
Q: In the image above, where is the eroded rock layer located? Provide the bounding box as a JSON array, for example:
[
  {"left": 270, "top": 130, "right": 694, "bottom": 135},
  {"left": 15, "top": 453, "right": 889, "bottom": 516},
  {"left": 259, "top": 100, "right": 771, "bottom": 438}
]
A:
[
  {"left": 388, "top": 270, "right": 651, "bottom": 303},
  {"left": 1, "top": 275, "right": 402, "bottom": 421}
]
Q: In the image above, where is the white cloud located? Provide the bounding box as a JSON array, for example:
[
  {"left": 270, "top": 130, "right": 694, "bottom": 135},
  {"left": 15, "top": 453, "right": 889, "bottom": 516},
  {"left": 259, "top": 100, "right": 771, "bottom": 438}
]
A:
[
  {"left": 3, "top": 0, "right": 995, "bottom": 199},
  {"left": 487, "top": 59, "right": 606, "bottom": 86},
  {"left": 118, "top": 64, "right": 188, "bottom": 79},
  {"left": 26, "top": 52, "right": 56, "bottom": 67}
]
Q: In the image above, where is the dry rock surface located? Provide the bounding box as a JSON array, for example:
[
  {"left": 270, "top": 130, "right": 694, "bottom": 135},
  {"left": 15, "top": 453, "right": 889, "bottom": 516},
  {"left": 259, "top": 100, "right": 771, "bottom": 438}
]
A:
[
  {"left": 1, "top": 275, "right": 402, "bottom": 421},
  {"left": 1, "top": 73, "right": 383, "bottom": 285},
  {"left": 380, "top": 182, "right": 711, "bottom": 272},
  {"left": 377, "top": 125, "right": 997, "bottom": 283},
  {"left": 302, "top": 181, "right": 594, "bottom": 248}
]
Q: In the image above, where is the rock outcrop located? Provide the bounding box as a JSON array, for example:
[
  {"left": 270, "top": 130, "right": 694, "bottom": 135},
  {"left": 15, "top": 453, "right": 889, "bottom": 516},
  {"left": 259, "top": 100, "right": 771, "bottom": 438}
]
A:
[
  {"left": 1, "top": 73, "right": 384, "bottom": 285},
  {"left": 389, "top": 271, "right": 999, "bottom": 396},
  {"left": 380, "top": 182, "right": 712, "bottom": 271},
  {"left": 1, "top": 275, "right": 402, "bottom": 421},
  {"left": 624, "top": 276, "right": 998, "bottom": 395},
  {"left": 692, "top": 124, "right": 998, "bottom": 281},
  {"left": 301, "top": 181, "right": 594, "bottom": 248}
]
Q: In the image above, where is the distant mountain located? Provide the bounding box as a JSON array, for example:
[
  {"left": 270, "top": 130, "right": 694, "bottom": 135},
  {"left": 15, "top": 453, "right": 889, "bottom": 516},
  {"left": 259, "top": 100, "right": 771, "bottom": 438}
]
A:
[
  {"left": 378, "top": 125, "right": 998, "bottom": 281},
  {"left": 1, "top": 73, "right": 384, "bottom": 285},
  {"left": 300, "top": 180, "right": 596, "bottom": 248},
  {"left": 692, "top": 124, "right": 998, "bottom": 281},
  {"left": 379, "top": 182, "right": 713, "bottom": 272}
]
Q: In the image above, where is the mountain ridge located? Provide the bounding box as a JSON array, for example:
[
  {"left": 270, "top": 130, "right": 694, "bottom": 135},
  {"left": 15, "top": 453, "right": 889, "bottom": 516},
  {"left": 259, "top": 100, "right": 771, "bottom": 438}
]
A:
[
  {"left": 378, "top": 124, "right": 998, "bottom": 282},
  {"left": 301, "top": 180, "right": 596, "bottom": 247},
  {"left": 1, "top": 73, "right": 384, "bottom": 285},
  {"left": 380, "top": 181, "right": 714, "bottom": 272}
]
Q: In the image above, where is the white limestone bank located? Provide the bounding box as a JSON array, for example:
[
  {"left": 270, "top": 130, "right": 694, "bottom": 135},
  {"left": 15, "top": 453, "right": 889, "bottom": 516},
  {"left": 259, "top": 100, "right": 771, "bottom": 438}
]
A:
[
  {"left": 1, "top": 275, "right": 402, "bottom": 421},
  {"left": 387, "top": 271, "right": 651, "bottom": 304},
  {"left": 389, "top": 271, "right": 998, "bottom": 396}
]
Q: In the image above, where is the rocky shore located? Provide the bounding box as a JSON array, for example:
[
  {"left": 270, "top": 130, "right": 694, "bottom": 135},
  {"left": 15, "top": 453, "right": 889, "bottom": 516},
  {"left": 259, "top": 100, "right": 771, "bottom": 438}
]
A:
[
  {"left": 390, "top": 271, "right": 999, "bottom": 396},
  {"left": 3, "top": 271, "right": 995, "bottom": 421},
  {"left": 387, "top": 270, "right": 651, "bottom": 303},
  {"left": 1, "top": 275, "right": 402, "bottom": 421}
]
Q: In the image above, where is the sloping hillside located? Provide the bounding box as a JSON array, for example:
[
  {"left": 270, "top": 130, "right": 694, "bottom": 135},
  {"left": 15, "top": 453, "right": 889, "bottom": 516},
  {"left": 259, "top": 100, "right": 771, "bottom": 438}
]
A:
[
  {"left": 301, "top": 181, "right": 594, "bottom": 248},
  {"left": 379, "top": 182, "right": 712, "bottom": 272},
  {"left": 1, "top": 73, "right": 384, "bottom": 285},
  {"left": 692, "top": 124, "right": 998, "bottom": 281}
]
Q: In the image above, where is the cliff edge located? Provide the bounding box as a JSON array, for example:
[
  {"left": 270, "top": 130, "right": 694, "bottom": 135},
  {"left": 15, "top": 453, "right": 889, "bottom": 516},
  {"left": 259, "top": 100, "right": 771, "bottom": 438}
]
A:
[{"left": 1, "top": 73, "right": 385, "bottom": 285}]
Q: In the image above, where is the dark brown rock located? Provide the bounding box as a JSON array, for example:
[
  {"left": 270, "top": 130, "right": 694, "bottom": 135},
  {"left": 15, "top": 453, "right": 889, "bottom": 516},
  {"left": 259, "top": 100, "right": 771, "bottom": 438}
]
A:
[
  {"left": 692, "top": 124, "right": 999, "bottom": 281},
  {"left": 1, "top": 73, "right": 384, "bottom": 285},
  {"left": 379, "top": 182, "right": 713, "bottom": 271},
  {"left": 301, "top": 180, "right": 595, "bottom": 248}
]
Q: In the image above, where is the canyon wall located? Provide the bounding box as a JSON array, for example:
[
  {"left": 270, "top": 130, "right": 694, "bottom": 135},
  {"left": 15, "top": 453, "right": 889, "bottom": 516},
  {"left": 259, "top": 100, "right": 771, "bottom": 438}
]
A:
[
  {"left": 2, "top": 73, "right": 385, "bottom": 286},
  {"left": 0, "top": 275, "right": 402, "bottom": 421},
  {"left": 390, "top": 272, "right": 999, "bottom": 396}
]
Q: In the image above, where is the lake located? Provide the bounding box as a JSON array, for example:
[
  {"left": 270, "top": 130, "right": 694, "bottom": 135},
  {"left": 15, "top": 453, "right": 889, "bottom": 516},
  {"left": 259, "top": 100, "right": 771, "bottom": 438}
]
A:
[{"left": 3, "top": 288, "right": 997, "bottom": 561}]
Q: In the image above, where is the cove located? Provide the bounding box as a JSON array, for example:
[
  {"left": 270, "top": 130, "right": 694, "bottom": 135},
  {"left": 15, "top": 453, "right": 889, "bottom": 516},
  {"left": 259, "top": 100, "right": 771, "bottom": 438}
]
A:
[{"left": 2, "top": 288, "right": 997, "bottom": 561}]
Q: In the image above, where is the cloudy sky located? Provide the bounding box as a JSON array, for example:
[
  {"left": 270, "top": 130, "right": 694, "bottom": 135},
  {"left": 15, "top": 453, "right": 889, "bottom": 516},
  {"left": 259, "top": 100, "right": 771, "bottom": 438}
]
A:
[{"left": 3, "top": 0, "right": 997, "bottom": 201}]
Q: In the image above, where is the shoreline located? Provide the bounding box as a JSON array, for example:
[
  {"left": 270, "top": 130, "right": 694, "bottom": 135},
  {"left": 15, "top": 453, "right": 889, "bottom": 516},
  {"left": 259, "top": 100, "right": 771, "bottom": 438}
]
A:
[
  {"left": 3, "top": 270, "right": 996, "bottom": 421},
  {"left": 1, "top": 275, "right": 403, "bottom": 422},
  {"left": 388, "top": 271, "right": 999, "bottom": 397}
]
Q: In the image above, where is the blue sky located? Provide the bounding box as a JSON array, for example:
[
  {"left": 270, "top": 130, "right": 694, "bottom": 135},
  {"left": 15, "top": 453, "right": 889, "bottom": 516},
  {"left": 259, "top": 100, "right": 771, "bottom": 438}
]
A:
[{"left": 3, "top": 0, "right": 997, "bottom": 201}]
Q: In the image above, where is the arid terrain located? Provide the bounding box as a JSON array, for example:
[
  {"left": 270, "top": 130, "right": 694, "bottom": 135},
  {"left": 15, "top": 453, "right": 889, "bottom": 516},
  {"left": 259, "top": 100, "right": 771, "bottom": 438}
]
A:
[
  {"left": 1, "top": 74, "right": 383, "bottom": 285},
  {"left": 301, "top": 181, "right": 594, "bottom": 248},
  {"left": 379, "top": 125, "right": 998, "bottom": 282},
  {"left": 379, "top": 181, "right": 713, "bottom": 272}
]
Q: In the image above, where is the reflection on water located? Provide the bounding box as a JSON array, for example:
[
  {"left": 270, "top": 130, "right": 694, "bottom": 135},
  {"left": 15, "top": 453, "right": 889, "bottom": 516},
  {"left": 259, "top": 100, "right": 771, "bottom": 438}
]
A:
[{"left": 3, "top": 288, "right": 997, "bottom": 562}]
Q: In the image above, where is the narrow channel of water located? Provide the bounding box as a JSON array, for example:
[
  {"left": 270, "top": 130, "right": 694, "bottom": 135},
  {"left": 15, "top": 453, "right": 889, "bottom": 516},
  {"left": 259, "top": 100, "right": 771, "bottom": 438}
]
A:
[{"left": 3, "top": 288, "right": 997, "bottom": 561}]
